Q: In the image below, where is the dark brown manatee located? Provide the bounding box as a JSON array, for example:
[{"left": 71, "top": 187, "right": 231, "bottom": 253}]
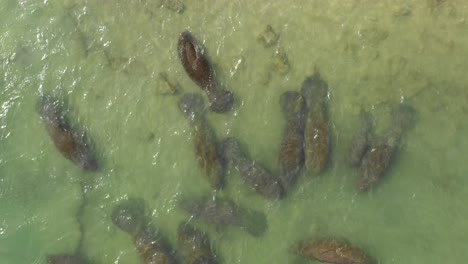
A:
[
  {"left": 47, "top": 255, "right": 87, "bottom": 264},
  {"left": 178, "top": 31, "right": 234, "bottom": 113},
  {"left": 349, "top": 110, "right": 373, "bottom": 167},
  {"left": 295, "top": 238, "right": 374, "bottom": 264},
  {"left": 357, "top": 103, "right": 416, "bottom": 191},
  {"left": 179, "top": 195, "right": 267, "bottom": 237},
  {"left": 220, "top": 137, "right": 285, "bottom": 200},
  {"left": 301, "top": 73, "right": 330, "bottom": 174},
  {"left": 278, "top": 91, "right": 306, "bottom": 190},
  {"left": 134, "top": 226, "right": 178, "bottom": 264},
  {"left": 177, "top": 223, "right": 218, "bottom": 264},
  {"left": 179, "top": 93, "right": 224, "bottom": 190},
  {"left": 38, "top": 95, "right": 98, "bottom": 171},
  {"left": 111, "top": 198, "right": 177, "bottom": 264}
]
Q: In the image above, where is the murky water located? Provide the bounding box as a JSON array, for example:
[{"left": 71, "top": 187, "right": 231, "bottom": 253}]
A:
[{"left": 1, "top": 0, "right": 468, "bottom": 263}]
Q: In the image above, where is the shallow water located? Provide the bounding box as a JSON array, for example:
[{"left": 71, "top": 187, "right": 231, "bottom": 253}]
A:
[{"left": 1, "top": 0, "right": 468, "bottom": 263}]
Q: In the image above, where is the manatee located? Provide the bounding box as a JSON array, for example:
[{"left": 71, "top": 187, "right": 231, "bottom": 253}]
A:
[
  {"left": 178, "top": 93, "right": 224, "bottom": 190},
  {"left": 220, "top": 137, "right": 284, "bottom": 199},
  {"left": 179, "top": 195, "right": 267, "bottom": 237},
  {"left": 38, "top": 94, "right": 98, "bottom": 172},
  {"left": 111, "top": 199, "right": 177, "bottom": 264},
  {"left": 134, "top": 226, "right": 178, "bottom": 264},
  {"left": 357, "top": 103, "right": 416, "bottom": 191},
  {"left": 357, "top": 144, "right": 395, "bottom": 192},
  {"left": 278, "top": 91, "right": 306, "bottom": 190},
  {"left": 177, "top": 223, "right": 218, "bottom": 264},
  {"left": 111, "top": 198, "right": 146, "bottom": 236},
  {"left": 178, "top": 31, "right": 234, "bottom": 113},
  {"left": 301, "top": 73, "right": 330, "bottom": 174},
  {"left": 295, "top": 238, "right": 374, "bottom": 264}
]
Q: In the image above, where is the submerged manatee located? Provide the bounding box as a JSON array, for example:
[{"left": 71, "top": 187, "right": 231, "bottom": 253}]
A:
[
  {"left": 38, "top": 94, "right": 98, "bottom": 171},
  {"left": 111, "top": 199, "right": 177, "bottom": 264},
  {"left": 179, "top": 93, "right": 224, "bottom": 190},
  {"left": 111, "top": 198, "right": 146, "bottom": 236},
  {"left": 349, "top": 110, "right": 373, "bottom": 167},
  {"left": 134, "top": 226, "right": 178, "bottom": 264},
  {"left": 179, "top": 195, "right": 267, "bottom": 237},
  {"left": 357, "top": 103, "right": 417, "bottom": 191},
  {"left": 295, "top": 238, "right": 374, "bottom": 264},
  {"left": 47, "top": 255, "right": 87, "bottom": 264},
  {"left": 357, "top": 144, "right": 395, "bottom": 191},
  {"left": 178, "top": 31, "right": 234, "bottom": 113},
  {"left": 301, "top": 74, "right": 330, "bottom": 174},
  {"left": 177, "top": 223, "right": 218, "bottom": 264},
  {"left": 220, "top": 137, "right": 285, "bottom": 200},
  {"left": 278, "top": 91, "right": 306, "bottom": 190}
]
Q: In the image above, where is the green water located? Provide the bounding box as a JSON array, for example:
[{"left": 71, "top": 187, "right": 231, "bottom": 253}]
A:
[{"left": 1, "top": 0, "right": 468, "bottom": 263}]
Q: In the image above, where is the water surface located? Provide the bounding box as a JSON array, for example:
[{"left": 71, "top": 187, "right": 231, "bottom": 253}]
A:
[{"left": 1, "top": 0, "right": 468, "bottom": 263}]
